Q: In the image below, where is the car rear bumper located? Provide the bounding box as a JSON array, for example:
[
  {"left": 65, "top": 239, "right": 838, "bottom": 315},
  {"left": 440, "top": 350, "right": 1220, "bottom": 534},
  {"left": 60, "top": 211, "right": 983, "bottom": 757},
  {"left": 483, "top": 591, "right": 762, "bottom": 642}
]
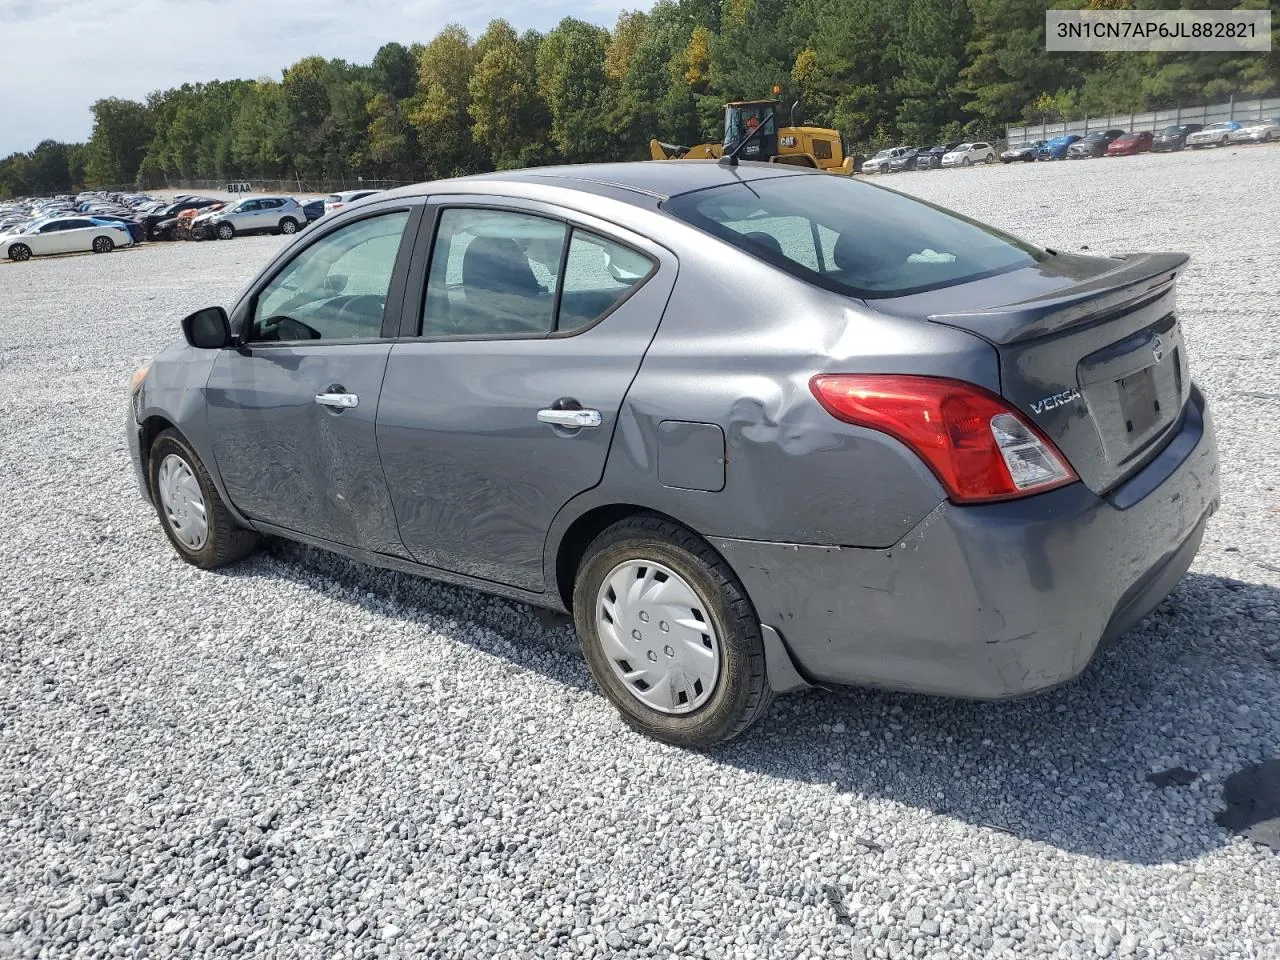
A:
[{"left": 712, "top": 387, "right": 1218, "bottom": 700}]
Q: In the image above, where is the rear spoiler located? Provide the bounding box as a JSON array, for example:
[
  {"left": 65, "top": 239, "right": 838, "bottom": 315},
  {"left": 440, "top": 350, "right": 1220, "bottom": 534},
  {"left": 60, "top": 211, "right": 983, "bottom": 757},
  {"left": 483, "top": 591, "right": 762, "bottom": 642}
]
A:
[{"left": 927, "top": 252, "right": 1189, "bottom": 345}]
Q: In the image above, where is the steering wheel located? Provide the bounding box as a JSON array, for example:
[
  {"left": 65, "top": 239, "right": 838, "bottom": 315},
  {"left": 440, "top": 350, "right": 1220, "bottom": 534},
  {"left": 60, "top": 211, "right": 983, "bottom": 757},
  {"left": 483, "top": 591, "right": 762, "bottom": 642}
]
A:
[
  {"left": 332, "top": 294, "right": 386, "bottom": 327},
  {"left": 259, "top": 315, "right": 322, "bottom": 341}
]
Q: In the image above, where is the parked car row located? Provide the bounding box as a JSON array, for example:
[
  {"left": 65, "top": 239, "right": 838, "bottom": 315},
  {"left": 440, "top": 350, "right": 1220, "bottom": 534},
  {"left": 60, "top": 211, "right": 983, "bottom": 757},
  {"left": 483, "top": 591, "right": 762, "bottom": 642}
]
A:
[
  {"left": 862, "top": 141, "right": 998, "bottom": 174},
  {"left": 859, "top": 118, "right": 1279, "bottom": 176},
  {"left": 0, "top": 189, "right": 160, "bottom": 260},
  {"left": 1024, "top": 119, "right": 1279, "bottom": 162},
  {"left": 1, "top": 187, "right": 364, "bottom": 260}
]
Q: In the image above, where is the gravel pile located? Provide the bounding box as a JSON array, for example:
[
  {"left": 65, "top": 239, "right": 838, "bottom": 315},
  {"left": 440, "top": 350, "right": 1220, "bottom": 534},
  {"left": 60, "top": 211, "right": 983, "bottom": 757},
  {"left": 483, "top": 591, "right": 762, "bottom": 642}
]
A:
[{"left": 2, "top": 146, "right": 1278, "bottom": 959}]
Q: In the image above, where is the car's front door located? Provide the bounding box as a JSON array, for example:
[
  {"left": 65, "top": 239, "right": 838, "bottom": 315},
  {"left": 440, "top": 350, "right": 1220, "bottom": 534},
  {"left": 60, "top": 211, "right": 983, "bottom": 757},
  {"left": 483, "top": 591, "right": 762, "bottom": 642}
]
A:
[
  {"left": 377, "top": 200, "right": 677, "bottom": 591},
  {"left": 205, "top": 203, "right": 422, "bottom": 553}
]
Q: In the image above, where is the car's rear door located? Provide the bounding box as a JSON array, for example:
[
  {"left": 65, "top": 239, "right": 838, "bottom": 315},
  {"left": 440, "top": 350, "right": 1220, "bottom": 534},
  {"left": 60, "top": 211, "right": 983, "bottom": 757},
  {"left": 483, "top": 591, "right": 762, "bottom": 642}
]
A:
[
  {"left": 376, "top": 198, "right": 677, "bottom": 592},
  {"left": 205, "top": 201, "right": 424, "bottom": 552}
]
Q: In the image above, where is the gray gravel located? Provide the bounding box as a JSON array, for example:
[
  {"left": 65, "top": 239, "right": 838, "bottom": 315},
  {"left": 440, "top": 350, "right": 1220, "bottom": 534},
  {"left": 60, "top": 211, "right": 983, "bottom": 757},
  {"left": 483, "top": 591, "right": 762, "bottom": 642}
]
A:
[{"left": 2, "top": 145, "right": 1278, "bottom": 959}]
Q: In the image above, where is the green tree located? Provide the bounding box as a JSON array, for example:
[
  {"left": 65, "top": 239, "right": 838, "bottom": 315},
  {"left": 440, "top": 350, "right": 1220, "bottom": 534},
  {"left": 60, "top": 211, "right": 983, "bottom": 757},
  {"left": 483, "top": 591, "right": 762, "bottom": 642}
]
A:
[
  {"left": 85, "top": 97, "right": 153, "bottom": 186},
  {"left": 470, "top": 20, "right": 545, "bottom": 169},
  {"left": 410, "top": 24, "right": 482, "bottom": 178},
  {"left": 537, "top": 19, "right": 614, "bottom": 162}
]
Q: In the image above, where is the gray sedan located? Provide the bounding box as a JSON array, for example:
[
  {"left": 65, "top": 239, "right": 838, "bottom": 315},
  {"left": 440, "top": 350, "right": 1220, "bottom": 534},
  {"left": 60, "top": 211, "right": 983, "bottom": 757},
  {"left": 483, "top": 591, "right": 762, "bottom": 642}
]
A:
[{"left": 127, "top": 162, "right": 1218, "bottom": 747}]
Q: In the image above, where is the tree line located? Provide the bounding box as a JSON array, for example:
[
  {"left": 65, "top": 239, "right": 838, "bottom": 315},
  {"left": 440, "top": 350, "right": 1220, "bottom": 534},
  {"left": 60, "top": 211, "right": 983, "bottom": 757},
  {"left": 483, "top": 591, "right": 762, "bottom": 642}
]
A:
[{"left": 2, "top": 0, "right": 1276, "bottom": 199}]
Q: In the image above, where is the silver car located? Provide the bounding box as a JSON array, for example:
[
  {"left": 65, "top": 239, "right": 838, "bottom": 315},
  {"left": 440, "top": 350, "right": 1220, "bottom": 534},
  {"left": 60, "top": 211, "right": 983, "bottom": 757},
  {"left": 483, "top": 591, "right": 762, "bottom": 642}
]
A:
[
  {"left": 197, "top": 196, "right": 306, "bottom": 240},
  {"left": 127, "top": 162, "right": 1218, "bottom": 747}
]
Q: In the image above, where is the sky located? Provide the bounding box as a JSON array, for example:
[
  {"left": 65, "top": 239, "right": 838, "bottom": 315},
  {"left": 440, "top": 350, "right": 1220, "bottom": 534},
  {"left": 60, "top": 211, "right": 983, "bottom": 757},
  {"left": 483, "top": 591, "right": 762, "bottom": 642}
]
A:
[{"left": 0, "top": 0, "right": 628, "bottom": 156}]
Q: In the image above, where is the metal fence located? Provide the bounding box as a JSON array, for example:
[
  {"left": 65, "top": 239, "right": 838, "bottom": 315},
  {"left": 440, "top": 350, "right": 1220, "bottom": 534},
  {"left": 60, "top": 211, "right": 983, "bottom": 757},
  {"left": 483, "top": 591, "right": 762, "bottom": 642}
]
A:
[
  {"left": 1007, "top": 95, "right": 1280, "bottom": 143},
  {"left": 136, "top": 177, "right": 413, "bottom": 196}
]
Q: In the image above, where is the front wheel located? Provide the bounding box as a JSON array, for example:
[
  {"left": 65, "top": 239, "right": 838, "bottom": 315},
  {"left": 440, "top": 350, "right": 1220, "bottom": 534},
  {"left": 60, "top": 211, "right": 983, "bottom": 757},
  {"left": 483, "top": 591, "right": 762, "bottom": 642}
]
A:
[
  {"left": 217, "top": 222, "right": 235, "bottom": 241},
  {"left": 92, "top": 236, "right": 114, "bottom": 254},
  {"left": 149, "top": 430, "right": 259, "bottom": 569},
  {"left": 962, "top": 156, "right": 972, "bottom": 166},
  {"left": 573, "top": 514, "right": 773, "bottom": 747},
  {"left": 7, "top": 243, "right": 32, "bottom": 262},
  {"left": 279, "top": 217, "right": 298, "bottom": 235}
]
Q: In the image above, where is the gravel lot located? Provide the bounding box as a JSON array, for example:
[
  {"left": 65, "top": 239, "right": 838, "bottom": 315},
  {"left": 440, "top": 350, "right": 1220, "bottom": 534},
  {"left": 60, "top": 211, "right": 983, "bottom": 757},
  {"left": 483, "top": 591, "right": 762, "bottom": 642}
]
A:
[{"left": 2, "top": 146, "right": 1278, "bottom": 959}]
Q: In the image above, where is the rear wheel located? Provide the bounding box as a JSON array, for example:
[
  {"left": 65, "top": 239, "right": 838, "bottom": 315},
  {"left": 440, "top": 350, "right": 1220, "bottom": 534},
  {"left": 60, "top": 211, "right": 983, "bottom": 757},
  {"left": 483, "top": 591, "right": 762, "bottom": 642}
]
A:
[
  {"left": 279, "top": 217, "right": 298, "bottom": 235},
  {"left": 92, "top": 236, "right": 114, "bottom": 254},
  {"left": 7, "top": 243, "right": 31, "bottom": 262},
  {"left": 217, "top": 222, "right": 235, "bottom": 241},
  {"left": 149, "top": 430, "right": 259, "bottom": 569},
  {"left": 573, "top": 514, "right": 773, "bottom": 748},
  {"left": 985, "top": 153, "right": 995, "bottom": 164}
]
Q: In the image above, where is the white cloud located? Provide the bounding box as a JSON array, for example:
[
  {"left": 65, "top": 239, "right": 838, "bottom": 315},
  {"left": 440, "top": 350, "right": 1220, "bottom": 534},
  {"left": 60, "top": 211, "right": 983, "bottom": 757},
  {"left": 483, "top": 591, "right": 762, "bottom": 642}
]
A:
[{"left": 0, "top": 0, "right": 626, "bottom": 155}]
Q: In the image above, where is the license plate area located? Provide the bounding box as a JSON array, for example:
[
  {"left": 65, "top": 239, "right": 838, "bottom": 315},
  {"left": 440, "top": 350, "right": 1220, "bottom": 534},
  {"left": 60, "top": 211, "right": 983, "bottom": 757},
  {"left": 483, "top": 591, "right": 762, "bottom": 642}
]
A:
[
  {"left": 1078, "top": 314, "right": 1186, "bottom": 466},
  {"left": 1117, "top": 367, "right": 1162, "bottom": 437}
]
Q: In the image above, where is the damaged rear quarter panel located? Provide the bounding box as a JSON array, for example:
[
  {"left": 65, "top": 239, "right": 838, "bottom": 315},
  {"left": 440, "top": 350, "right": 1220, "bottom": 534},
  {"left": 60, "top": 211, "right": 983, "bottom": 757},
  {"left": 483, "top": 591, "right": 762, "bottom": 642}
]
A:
[{"left": 596, "top": 244, "right": 1001, "bottom": 548}]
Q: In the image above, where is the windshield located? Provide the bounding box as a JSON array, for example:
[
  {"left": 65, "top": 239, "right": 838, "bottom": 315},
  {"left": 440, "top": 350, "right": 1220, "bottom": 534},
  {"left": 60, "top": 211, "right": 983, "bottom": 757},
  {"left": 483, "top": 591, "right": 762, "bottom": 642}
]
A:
[
  {"left": 872, "top": 149, "right": 894, "bottom": 160},
  {"left": 953, "top": 143, "right": 972, "bottom": 151},
  {"left": 664, "top": 175, "right": 1044, "bottom": 299},
  {"left": 1204, "top": 123, "right": 1229, "bottom": 131}
]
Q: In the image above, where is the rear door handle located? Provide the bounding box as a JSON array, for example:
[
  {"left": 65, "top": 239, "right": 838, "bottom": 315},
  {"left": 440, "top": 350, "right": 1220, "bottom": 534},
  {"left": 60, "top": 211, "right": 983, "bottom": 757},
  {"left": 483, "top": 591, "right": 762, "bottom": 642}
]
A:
[
  {"left": 315, "top": 392, "right": 359, "bottom": 409},
  {"left": 537, "top": 408, "right": 602, "bottom": 429}
]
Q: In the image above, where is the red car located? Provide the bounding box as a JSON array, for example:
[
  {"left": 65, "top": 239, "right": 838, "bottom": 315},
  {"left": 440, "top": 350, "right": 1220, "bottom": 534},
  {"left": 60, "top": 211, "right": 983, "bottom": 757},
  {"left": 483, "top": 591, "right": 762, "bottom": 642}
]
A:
[{"left": 1106, "top": 131, "right": 1153, "bottom": 156}]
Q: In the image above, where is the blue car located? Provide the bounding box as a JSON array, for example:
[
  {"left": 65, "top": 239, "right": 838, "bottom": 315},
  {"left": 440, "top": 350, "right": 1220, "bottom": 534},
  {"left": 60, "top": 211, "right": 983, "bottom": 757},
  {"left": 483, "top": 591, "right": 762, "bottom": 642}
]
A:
[
  {"left": 1037, "top": 134, "right": 1082, "bottom": 160},
  {"left": 91, "top": 216, "right": 145, "bottom": 245}
]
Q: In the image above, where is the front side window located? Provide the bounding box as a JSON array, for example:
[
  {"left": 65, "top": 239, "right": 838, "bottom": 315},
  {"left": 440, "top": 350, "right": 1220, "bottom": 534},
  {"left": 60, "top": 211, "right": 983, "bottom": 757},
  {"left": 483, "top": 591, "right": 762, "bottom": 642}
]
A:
[
  {"left": 665, "top": 174, "right": 1044, "bottom": 299},
  {"left": 249, "top": 211, "right": 409, "bottom": 342},
  {"left": 423, "top": 209, "right": 566, "bottom": 337}
]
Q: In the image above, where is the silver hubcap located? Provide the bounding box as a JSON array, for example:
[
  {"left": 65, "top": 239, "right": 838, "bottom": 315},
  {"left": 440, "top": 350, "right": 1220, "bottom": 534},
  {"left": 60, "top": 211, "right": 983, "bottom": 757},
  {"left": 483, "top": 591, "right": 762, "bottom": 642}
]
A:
[
  {"left": 158, "top": 454, "right": 208, "bottom": 550},
  {"left": 596, "top": 559, "right": 721, "bottom": 715}
]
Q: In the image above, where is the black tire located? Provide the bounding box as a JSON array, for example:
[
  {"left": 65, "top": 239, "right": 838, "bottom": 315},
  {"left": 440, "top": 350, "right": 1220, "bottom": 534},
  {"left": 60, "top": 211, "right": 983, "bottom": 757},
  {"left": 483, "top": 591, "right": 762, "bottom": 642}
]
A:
[
  {"left": 572, "top": 513, "right": 773, "bottom": 747},
  {"left": 985, "top": 153, "right": 995, "bottom": 164},
  {"left": 148, "top": 429, "right": 259, "bottom": 569},
  {"left": 217, "top": 222, "right": 235, "bottom": 241},
  {"left": 8, "top": 243, "right": 31, "bottom": 262},
  {"left": 278, "top": 217, "right": 298, "bottom": 235},
  {"left": 962, "top": 156, "right": 971, "bottom": 166},
  {"left": 92, "top": 236, "right": 114, "bottom": 254}
]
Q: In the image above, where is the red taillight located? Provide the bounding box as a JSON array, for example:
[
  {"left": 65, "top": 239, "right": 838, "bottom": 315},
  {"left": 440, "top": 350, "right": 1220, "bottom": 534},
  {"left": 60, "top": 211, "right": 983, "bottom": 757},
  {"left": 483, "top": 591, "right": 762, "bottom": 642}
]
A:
[{"left": 809, "top": 374, "right": 1078, "bottom": 504}]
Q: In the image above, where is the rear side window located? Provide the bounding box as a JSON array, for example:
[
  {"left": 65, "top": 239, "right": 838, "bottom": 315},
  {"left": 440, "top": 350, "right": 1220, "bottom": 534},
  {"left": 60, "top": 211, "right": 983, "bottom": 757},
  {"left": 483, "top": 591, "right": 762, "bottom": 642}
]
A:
[
  {"left": 664, "top": 175, "right": 1044, "bottom": 299},
  {"left": 424, "top": 209, "right": 566, "bottom": 337},
  {"left": 558, "top": 231, "right": 655, "bottom": 333},
  {"left": 421, "top": 208, "right": 654, "bottom": 338}
]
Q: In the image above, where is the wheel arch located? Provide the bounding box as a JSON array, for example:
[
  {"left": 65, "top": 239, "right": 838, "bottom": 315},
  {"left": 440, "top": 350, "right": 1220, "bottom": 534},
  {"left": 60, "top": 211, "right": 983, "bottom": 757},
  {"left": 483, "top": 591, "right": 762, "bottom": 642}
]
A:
[{"left": 138, "top": 415, "right": 179, "bottom": 499}]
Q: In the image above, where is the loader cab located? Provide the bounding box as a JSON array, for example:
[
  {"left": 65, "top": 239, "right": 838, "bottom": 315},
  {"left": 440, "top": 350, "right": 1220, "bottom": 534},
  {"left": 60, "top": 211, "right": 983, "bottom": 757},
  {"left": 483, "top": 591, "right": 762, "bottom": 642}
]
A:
[{"left": 724, "top": 100, "right": 780, "bottom": 161}]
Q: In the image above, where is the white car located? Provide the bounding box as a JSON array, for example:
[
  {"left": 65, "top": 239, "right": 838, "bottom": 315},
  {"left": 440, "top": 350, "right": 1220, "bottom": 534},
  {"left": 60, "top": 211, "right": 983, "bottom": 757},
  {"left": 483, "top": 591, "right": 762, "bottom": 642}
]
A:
[
  {"left": 941, "top": 142, "right": 996, "bottom": 167},
  {"left": 1228, "top": 119, "right": 1279, "bottom": 144},
  {"left": 2, "top": 216, "right": 133, "bottom": 262},
  {"left": 324, "top": 189, "right": 382, "bottom": 216},
  {"left": 1185, "top": 122, "right": 1240, "bottom": 148},
  {"left": 861, "top": 148, "right": 910, "bottom": 174}
]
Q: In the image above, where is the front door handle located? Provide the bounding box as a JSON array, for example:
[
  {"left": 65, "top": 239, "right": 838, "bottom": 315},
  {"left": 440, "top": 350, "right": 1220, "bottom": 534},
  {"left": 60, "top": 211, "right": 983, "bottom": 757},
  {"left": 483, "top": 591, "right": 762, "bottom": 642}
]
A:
[
  {"left": 537, "top": 408, "right": 602, "bottom": 429},
  {"left": 315, "top": 392, "right": 359, "bottom": 409}
]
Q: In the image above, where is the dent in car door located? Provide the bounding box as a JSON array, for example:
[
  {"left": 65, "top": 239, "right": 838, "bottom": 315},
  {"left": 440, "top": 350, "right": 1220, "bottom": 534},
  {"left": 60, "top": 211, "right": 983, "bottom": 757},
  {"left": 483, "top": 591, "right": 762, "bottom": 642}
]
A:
[
  {"left": 205, "top": 206, "right": 421, "bottom": 554},
  {"left": 377, "top": 204, "right": 677, "bottom": 591}
]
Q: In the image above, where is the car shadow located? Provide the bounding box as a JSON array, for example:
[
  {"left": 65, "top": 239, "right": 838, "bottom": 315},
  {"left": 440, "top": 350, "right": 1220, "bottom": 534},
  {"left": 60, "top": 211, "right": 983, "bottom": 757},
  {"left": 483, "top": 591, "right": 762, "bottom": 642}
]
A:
[{"left": 223, "top": 542, "right": 1278, "bottom": 865}]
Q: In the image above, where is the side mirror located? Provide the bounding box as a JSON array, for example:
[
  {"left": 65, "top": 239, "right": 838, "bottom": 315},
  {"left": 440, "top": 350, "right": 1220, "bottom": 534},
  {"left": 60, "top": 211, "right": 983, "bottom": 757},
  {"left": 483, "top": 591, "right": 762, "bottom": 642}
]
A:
[
  {"left": 322, "top": 273, "right": 348, "bottom": 295},
  {"left": 181, "top": 306, "right": 231, "bottom": 349}
]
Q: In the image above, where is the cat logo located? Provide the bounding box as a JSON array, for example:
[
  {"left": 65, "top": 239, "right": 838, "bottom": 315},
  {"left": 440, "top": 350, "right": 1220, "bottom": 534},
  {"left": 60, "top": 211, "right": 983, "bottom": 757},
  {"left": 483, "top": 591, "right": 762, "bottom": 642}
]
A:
[{"left": 780, "top": 136, "right": 796, "bottom": 148}]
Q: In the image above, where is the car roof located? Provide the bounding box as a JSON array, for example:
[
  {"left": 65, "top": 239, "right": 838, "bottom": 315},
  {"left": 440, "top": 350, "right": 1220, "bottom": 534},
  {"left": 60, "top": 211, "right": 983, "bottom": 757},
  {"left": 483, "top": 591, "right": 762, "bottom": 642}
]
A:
[{"left": 381, "top": 161, "right": 819, "bottom": 207}]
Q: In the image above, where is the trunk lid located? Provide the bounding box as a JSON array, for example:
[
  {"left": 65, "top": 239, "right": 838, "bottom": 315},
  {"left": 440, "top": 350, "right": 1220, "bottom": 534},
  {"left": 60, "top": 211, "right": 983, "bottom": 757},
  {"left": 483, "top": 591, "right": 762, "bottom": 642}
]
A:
[{"left": 874, "top": 252, "right": 1191, "bottom": 494}]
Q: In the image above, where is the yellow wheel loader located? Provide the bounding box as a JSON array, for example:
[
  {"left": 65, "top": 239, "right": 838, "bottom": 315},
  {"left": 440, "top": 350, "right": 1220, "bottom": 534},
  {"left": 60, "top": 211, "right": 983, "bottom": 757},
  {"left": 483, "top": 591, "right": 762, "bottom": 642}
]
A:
[{"left": 650, "top": 95, "right": 857, "bottom": 175}]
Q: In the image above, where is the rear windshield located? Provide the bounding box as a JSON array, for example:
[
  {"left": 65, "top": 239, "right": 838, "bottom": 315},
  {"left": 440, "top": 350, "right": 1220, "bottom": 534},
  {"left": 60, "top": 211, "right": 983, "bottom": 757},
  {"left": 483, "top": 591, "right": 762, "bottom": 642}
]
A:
[{"left": 663, "top": 174, "right": 1044, "bottom": 299}]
